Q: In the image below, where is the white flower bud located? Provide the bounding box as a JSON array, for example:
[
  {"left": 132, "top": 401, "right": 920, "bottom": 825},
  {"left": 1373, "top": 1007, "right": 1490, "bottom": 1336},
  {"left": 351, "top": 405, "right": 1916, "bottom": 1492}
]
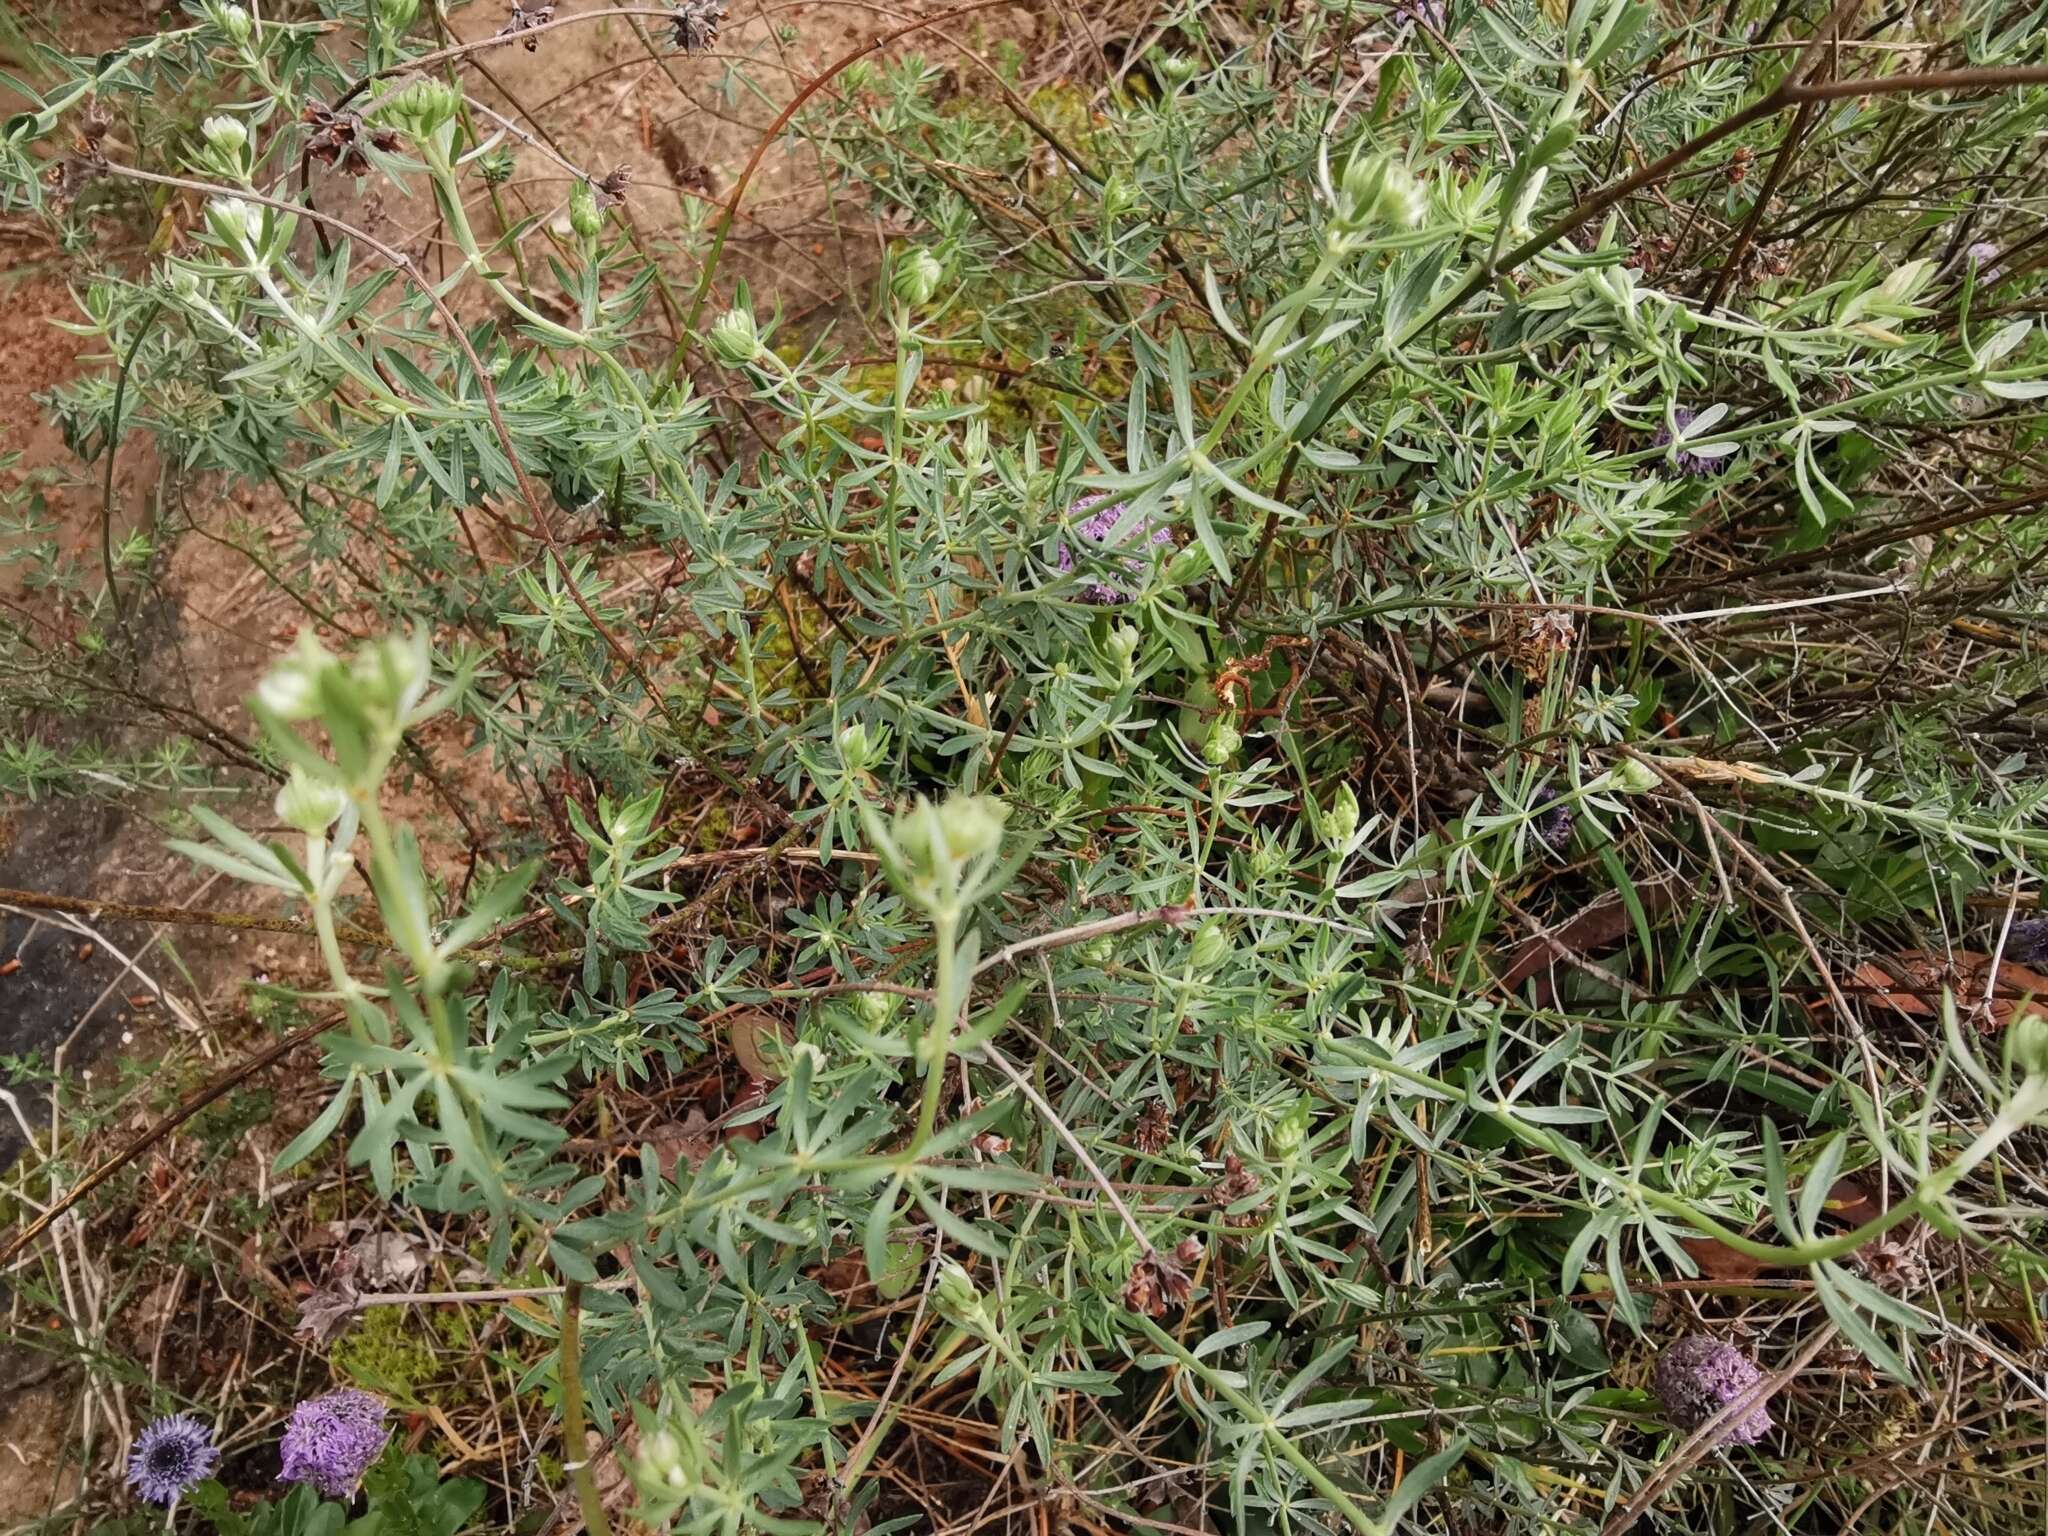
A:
[
  {"left": 1379, "top": 162, "right": 1428, "bottom": 228},
  {"left": 639, "top": 1426, "right": 690, "bottom": 1492},
  {"left": 201, "top": 115, "right": 248, "bottom": 155},
  {"left": 275, "top": 767, "right": 349, "bottom": 834},
  {"left": 707, "top": 307, "right": 761, "bottom": 365},
  {"left": 204, "top": 196, "right": 261, "bottom": 252},
  {"left": 213, "top": 1, "right": 252, "bottom": 43},
  {"left": 256, "top": 630, "right": 337, "bottom": 720},
  {"left": 351, "top": 630, "right": 431, "bottom": 719},
  {"left": 935, "top": 794, "right": 1007, "bottom": 863},
  {"left": 891, "top": 247, "right": 944, "bottom": 308},
  {"left": 934, "top": 1260, "right": 984, "bottom": 1323},
  {"left": 837, "top": 720, "right": 871, "bottom": 767}
]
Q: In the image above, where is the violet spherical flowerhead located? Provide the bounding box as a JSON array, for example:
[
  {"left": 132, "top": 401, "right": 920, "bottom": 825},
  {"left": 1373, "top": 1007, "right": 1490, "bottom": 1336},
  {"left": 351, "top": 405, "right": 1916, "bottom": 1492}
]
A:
[
  {"left": 1535, "top": 801, "right": 1574, "bottom": 853},
  {"left": 1653, "top": 1336, "right": 1773, "bottom": 1446},
  {"left": 1967, "top": 241, "right": 2004, "bottom": 282},
  {"left": 127, "top": 1413, "right": 220, "bottom": 1505},
  {"left": 1054, "top": 495, "right": 1173, "bottom": 604},
  {"left": 1652, "top": 407, "right": 1732, "bottom": 479},
  {"left": 278, "top": 1388, "right": 390, "bottom": 1497},
  {"left": 2001, "top": 916, "right": 2048, "bottom": 967}
]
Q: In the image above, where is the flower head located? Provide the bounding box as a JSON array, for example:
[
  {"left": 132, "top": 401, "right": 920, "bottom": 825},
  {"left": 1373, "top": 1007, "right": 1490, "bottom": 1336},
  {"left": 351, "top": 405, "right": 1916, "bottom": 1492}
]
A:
[
  {"left": 1391, "top": 0, "right": 1448, "bottom": 31},
  {"left": 278, "top": 1389, "right": 389, "bottom": 1497},
  {"left": 1967, "top": 241, "right": 2003, "bottom": 282},
  {"left": 707, "top": 307, "right": 761, "bottom": 366},
  {"left": 1055, "top": 496, "right": 1173, "bottom": 604},
  {"left": 1653, "top": 1337, "right": 1773, "bottom": 1446},
  {"left": 1653, "top": 407, "right": 1733, "bottom": 479},
  {"left": 127, "top": 1414, "right": 220, "bottom": 1505},
  {"left": 668, "top": 0, "right": 727, "bottom": 52},
  {"left": 892, "top": 247, "right": 944, "bottom": 308},
  {"left": 2001, "top": 916, "right": 2048, "bottom": 967},
  {"left": 1535, "top": 801, "right": 1575, "bottom": 853}
]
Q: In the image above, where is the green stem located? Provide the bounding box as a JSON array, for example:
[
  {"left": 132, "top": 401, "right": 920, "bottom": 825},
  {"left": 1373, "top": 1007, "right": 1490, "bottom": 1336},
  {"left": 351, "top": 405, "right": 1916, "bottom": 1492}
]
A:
[
  {"left": 558, "top": 1280, "right": 616, "bottom": 1536},
  {"left": 912, "top": 910, "right": 960, "bottom": 1150},
  {"left": 1133, "top": 1315, "right": 1383, "bottom": 1534},
  {"left": 1361, "top": 1047, "right": 2048, "bottom": 1268}
]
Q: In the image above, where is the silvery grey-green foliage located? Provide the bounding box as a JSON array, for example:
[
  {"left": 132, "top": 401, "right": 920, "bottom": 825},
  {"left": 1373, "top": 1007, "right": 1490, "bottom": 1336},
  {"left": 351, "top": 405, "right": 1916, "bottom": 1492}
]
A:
[{"left": 6, "top": 0, "right": 2048, "bottom": 1529}]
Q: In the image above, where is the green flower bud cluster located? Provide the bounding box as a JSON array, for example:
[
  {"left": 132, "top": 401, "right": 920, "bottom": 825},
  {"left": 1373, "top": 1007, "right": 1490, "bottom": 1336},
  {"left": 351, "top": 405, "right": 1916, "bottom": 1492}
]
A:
[
  {"left": 1248, "top": 836, "right": 1288, "bottom": 879},
  {"left": 477, "top": 145, "right": 516, "bottom": 186},
  {"left": 204, "top": 196, "right": 297, "bottom": 269},
  {"left": 378, "top": 0, "right": 420, "bottom": 40},
  {"left": 275, "top": 766, "right": 349, "bottom": 835},
  {"left": 891, "top": 246, "right": 944, "bottom": 308},
  {"left": 837, "top": 719, "right": 884, "bottom": 773},
  {"left": 1323, "top": 782, "right": 1359, "bottom": 848},
  {"left": 708, "top": 307, "right": 762, "bottom": 366},
  {"left": 858, "top": 791, "right": 1017, "bottom": 922},
  {"left": 1601, "top": 757, "right": 1661, "bottom": 796},
  {"left": 255, "top": 628, "right": 437, "bottom": 783},
  {"left": 195, "top": 115, "right": 252, "bottom": 182},
  {"left": 934, "top": 1260, "right": 991, "bottom": 1330},
  {"left": 900, "top": 794, "right": 1008, "bottom": 868},
  {"left": 207, "top": 0, "right": 252, "bottom": 44},
  {"left": 568, "top": 179, "right": 604, "bottom": 240},
  {"left": 381, "top": 78, "right": 460, "bottom": 154},
  {"left": 1105, "top": 622, "right": 1141, "bottom": 679},
  {"left": 1331, "top": 150, "right": 1428, "bottom": 247},
  {"left": 1202, "top": 719, "right": 1241, "bottom": 766}
]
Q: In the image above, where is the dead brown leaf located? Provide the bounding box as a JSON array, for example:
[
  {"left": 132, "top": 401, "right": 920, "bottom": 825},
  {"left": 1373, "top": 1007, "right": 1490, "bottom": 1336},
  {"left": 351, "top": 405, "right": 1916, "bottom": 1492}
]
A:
[
  {"left": 1500, "top": 878, "right": 1680, "bottom": 988},
  {"left": 729, "top": 1009, "right": 791, "bottom": 1080},
  {"left": 1679, "top": 1236, "right": 1772, "bottom": 1282},
  {"left": 1855, "top": 950, "right": 2048, "bottom": 1029}
]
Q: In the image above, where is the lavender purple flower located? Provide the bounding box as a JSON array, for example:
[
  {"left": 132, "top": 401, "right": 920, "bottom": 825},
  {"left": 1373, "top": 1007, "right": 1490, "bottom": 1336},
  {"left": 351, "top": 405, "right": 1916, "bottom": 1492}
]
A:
[
  {"left": 1653, "top": 1337, "right": 1773, "bottom": 1446},
  {"left": 2000, "top": 916, "right": 2048, "bottom": 967},
  {"left": 1390, "top": 0, "right": 1448, "bottom": 28},
  {"left": 1054, "top": 496, "right": 1173, "bottom": 604},
  {"left": 127, "top": 1413, "right": 220, "bottom": 1505},
  {"left": 278, "top": 1388, "right": 390, "bottom": 1497},
  {"left": 1535, "top": 801, "right": 1574, "bottom": 853},
  {"left": 1967, "top": 241, "right": 2004, "bottom": 282},
  {"left": 1652, "top": 407, "right": 1732, "bottom": 479}
]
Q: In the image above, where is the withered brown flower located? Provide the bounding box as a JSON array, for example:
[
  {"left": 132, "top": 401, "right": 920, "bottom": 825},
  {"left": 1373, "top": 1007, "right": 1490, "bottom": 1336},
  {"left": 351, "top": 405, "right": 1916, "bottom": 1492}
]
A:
[
  {"left": 302, "top": 101, "right": 399, "bottom": 177},
  {"left": 496, "top": 0, "right": 555, "bottom": 49},
  {"left": 669, "top": 0, "right": 727, "bottom": 53},
  {"left": 593, "top": 164, "right": 632, "bottom": 210},
  {"left": 1134, "top": 1099, "right": 1173, "bottom": 1154},
  {"left": 1214, "top": 1153, "right": 1265, "bottom": 1230},
  {"left": 1122, "top": 1236, "right": 1202, "bottom": 1318}
]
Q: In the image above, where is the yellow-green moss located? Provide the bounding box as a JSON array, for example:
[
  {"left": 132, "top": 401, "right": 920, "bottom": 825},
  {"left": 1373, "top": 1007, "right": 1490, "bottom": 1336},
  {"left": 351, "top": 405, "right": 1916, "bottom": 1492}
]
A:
[{"left": 330, "top": 1305, "right": 444, "bottom": 1402}]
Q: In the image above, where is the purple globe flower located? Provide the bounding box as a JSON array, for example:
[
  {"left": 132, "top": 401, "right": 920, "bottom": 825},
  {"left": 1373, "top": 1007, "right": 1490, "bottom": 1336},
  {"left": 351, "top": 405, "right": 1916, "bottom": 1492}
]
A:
[
  {"left": 1653, "top": 1337, "right": 1773, "bottom": 1446},
  {"left": 278, "top": 1389, "right": 390, "bottom": 1497},
  {"left": 2000, "top": 916, "right": 2048, "bottom": 966},
  {"left": 1652, "top": 407, "right": 1732, "bottom": 479},
  {"left": 1967, "top": 241, "right": 2004, "bottom": 282},
  {"left": 1535, "top": 801, "right": 1575, "bottom": 853},
  {"left": 1054, "top": 495, "right": 1173, "bottom": 604},
  {"left": 127, "top": 1413, "right": 220, "bottom": 1505}
]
